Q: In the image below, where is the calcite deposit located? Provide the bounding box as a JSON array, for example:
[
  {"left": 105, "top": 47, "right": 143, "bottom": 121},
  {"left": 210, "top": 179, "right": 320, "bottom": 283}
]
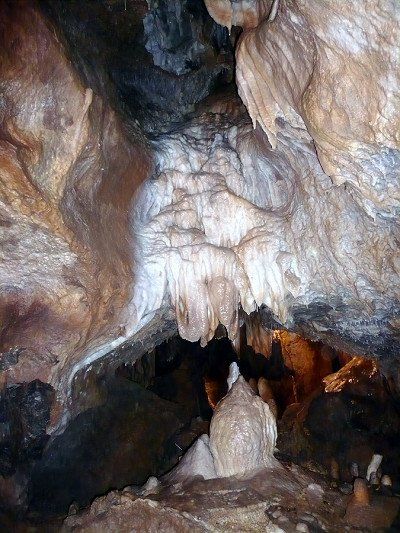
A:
[
  {"left": 210, "top": 375, "right": 277, "bottom": 476},
  {"left": 163, "top": 434, "right": 217, "bottom": 484},
  {"left": 132, "top": 90, "right": 399, "bottom": 357},
  {"left": 234, "top": 0, "right": 400, "bottom": 219},
  {"left": 0, "top": 0, "right": 399, "bottom": 522},
  {"left": 63, "top": 464, "right": 400, "bottom": 532},
  {"left": 1, "top": 0, "right": 398, "bottom": 419}
]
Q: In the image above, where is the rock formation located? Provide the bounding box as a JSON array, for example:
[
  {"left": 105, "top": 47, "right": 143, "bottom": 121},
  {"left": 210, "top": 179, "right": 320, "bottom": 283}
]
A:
[
  {"left": 0, "top": 0, "right": 399, "bottom": 523},
  {"left": 210, "top": 375, "right": 277, "bottom": 476},
  {"left": 0, "top": 0, "right": 152, "bottom": 419},
  {"left": 163, "top": 434, "right": 217, "bottom": 484}
]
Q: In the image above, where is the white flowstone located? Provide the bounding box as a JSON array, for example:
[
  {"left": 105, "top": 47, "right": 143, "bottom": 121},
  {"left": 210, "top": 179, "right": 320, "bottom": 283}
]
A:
[
  {"left": 130, "top": 94, "right": 399, "bottom": 356},
  {"left": 140, "top": 476, "right": 160, "bottom": 497}
]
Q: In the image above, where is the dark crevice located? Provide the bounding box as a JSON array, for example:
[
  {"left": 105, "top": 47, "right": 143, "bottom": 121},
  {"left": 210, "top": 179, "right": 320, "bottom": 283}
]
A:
[{"left": 38, "top": 0, "right": 235, "bottom": 135}]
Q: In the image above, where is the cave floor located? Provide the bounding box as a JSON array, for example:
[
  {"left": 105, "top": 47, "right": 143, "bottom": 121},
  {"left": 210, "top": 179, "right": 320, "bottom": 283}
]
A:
[{"left": 62, "top": 462, "right": 399, "bottom": 532}]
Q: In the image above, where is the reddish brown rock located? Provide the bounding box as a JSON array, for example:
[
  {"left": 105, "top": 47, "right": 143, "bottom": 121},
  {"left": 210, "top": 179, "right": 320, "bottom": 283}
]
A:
[
  {"left": 279, "top": 331, "right": 333, "bottom": 402},
  {"left": 0, "top": 1, "right": 152, "bottom": 418}
]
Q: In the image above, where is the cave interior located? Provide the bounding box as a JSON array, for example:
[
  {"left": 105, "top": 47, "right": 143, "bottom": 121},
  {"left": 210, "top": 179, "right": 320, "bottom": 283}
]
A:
[{"left": 0, "top": 0, "right": 399, "bottom": 531}]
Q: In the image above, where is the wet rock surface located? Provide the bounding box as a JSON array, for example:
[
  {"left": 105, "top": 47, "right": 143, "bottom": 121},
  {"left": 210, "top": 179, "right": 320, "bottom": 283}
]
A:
[
  {"left": 0, "top": 0, "right": 398, "bottom": 434},
  {"left": 132, "top": 89, "right": 399, "bottom": 356},
  {"left": 0, "top": 0, "right": 399, "bottom": 527},
  {"left": 232, "top": 0, "right": 400, "bottom": 219},
  {"left": 18, "top": 335, "right": 224, "bottom": 518},
  {"left": 0, "top": 380, "right": 54, "bottom": 512}
]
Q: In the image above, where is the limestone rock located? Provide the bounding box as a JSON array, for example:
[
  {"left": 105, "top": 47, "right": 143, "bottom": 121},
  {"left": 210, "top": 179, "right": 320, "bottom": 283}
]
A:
[
  {"left": 209, "top": 376, "right": 277, "bottom": 477},
  {"left": 204, "top": 0, "right": 273, "bottom": 31},
  {"left": 234, "top": 0, "right": 400, "bottom": 219},
  {"left": 163, "top": 434, "right": 217, "bottom": 484},
  {"left": 64, "top": 463, "right": 399, "bottom": 532},
  {"left": 0, "top": 1, "right": 151, "bottom": 421}
]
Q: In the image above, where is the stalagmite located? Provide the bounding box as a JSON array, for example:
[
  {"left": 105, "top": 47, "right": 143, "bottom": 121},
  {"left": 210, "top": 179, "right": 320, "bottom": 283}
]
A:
[
  {"left": 0, "top": 0, "right": 398, "bottom": 450},
  {"left": 140, "top": 476, "right": 161, "bottom": 497},
  {"left": 351, "top": 478, "right": 370, "bottom": 507},
  {"left": 382, "top": 475, "right": 392, "bottom": 487},
  {"left": 381, "top": 475, "right": 393, "bottom": 496},
  {"left": 163, "top": 434, "right": 217, "bottom": 484},
  {"left": 209, "top": 367, "right": 277, "bottom": 477},
  {"left": 257, "top": 377, "right": 278, "bottom": 418},
  {"left": 366, "top": 454, "right": 383, "bottom": 482}
]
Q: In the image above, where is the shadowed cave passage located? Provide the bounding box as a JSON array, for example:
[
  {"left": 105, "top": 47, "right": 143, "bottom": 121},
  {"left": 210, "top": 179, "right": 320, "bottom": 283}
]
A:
[
  {"left": 27, "top": 335, "right": 232, "bottom": 517},
  {"left": 1, "top": 328, "right": 397, "bottom": 525}
]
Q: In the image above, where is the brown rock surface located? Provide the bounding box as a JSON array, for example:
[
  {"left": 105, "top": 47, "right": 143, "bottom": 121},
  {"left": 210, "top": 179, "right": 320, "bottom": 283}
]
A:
[
  {"left": 1, "top": 0, "right": 399, "bottom": 423},
  {"left": 234, "top": 0, "right": 399, "bottom": 218},
  {"left": 1, "top": 0, "right": 398, "bottom": 526},
  {"left": 63, "top": 463, "right": 400, "bottom": 532},
  {"left": 0, "top": 1, "right": 151, "bottom": 418},
  {"left": 278, "top": 357, "right": 400, "bottom": 484},
  {"left": 0, "top": 0, "right": 398, "bottom": 500},
  {"left": 279, "top": 331, "right": 333, "bottom": 401}
]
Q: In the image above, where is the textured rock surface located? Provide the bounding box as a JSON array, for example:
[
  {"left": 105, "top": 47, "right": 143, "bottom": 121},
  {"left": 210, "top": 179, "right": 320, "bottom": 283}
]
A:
[
  {"left": 204, "top": 0, "right": 273, "bottom": 31},
  {"left": 278, "top": 331, "right": 334, "bottom": 401},
  {"left": 132, "top": 92, "right": 399, "bottom": 356},
  {"left": 0, "top": 1, "right": 152, "bottom": 412},
  {"left": 0, "top": 0, "right": 232, "bottom": 434},
  {"left": 209, "top": 376, "right": 277, "bottom": 476},
  {"left": 0, "top": 380, "right": 54, "bottom": 479},
  {"left": 0, "top": 0, "right": 399, "bottom": 508},
  {"left": 163, "top": 434, "right": 217, "bottom": 484},
  {"left": 63, "top": 463, "right": 400, "bottom": 532},
  {"left": 0, "top": 0, "right": 398, "bottom": 414},
  {"left": 278, "top": 357, "right": 400, "bottom": 485},
  {"left": 28, "top": 378, "right": 189, "bottom": 516},
  {"left": 233, "top": 0, "right": 400, "bottom": 219}
]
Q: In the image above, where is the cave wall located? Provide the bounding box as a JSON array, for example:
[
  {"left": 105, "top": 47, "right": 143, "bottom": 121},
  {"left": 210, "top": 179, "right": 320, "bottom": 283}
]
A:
[
  {"left": 0, "top": 0, "right": 152, "bottom": 415},
  {"left": 41, "top": 0, "right": 233, "bottom": 134},
  {"left": 235, "top": 0, "right": 399, "bottom": 219}
]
